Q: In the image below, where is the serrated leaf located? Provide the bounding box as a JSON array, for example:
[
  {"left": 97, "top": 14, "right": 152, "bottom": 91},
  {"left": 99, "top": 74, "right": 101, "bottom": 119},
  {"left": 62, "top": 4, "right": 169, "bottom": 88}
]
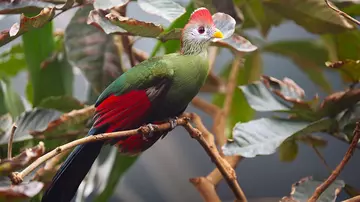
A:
[
  {"left": 263, "top": 40, "right": 332, "bottom": 94},
  {"left": 264, "top": 0, "right": 354, "bottom": 34},
  {"left": 29, "top": 106, "right": 95, "bottom": 138},
  {"left": 0, "top": 108, "right": 61, "bottom": 145},
  {"left": 0, "top": 43, "right": 26, "bottom": 77},
  {"left": 137, "top": 0, "right": 186, "bottom": 22},
  {"left": 0, "top": 0, "right": 55, "bottom": 14},
  {"left": 88, "top": 10, "right": 164, "bottom": 37},
  {"left": 214, "top": 34, "right": 257, "bottom": 52},
  {"left": 319, "top": 89, "right": 360, "bottom": 117},
  {"left": 0, "top": 80, "right": 25, "bottom": 118},
  {"left": 66, "top": 5, "right": 123, "bottom": 93},
  {"left": 0, "top": 181, "right": 43, "bottom": 199},
  {"left": 222, "top": 118, "right": 332, "bottom": 157},
  {"left": 0, "top": 7, "right": 55, "bottom": 47},
  {"left": 38, "top": 96, "right": 84, "bottom": 112},
  {"left": 239, "top": 79, "right": 292, "bottom": 112},
  {"left": 0, "top": 114, "right": 12, "bottom": 135},
  {"left": 0, "top": 142, "right": 44, "bottom": 176},
  {"left": 94, "top": 0, "right": 129, "bottom": 10},
  {"left": 325, "top": 59, "right": 360, "bottom": 83},
  {"left": 281, "top": 177, "right": 344, "bottom": 202}
]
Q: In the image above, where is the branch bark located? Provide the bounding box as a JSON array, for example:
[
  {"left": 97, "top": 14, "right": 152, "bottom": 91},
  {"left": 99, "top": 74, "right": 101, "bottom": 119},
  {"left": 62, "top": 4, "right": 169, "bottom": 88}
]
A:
[
  {"left": 324, "top": 0, "right": 360, "bottom": 26},
  {"left": 7, "top": 124, "right": 17, "bottom": 159},
  {"left": 184, "top": 113, "right": 246, "bottom": 202},
  {"left": 9, "top": 114, "right": 245, "bottom": 201},
  {"left": 309, "top": 122, "right": 360, "bottom": 202}
]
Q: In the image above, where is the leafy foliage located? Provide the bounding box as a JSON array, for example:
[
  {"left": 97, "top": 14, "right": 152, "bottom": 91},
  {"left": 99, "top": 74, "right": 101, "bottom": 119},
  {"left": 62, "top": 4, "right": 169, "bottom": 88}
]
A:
[{"left": 281, "top": 177, "right": 344, "bottom": 202}]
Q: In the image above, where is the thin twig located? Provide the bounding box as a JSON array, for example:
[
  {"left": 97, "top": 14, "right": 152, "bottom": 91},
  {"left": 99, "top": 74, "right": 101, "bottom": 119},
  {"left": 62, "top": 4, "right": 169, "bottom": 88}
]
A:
[
  {"left": 9, "top": 117, "right": 189, "bottom": 185},
  {"left": 343, "top": 195, "right": 360, "bottom": 202},
  {"left": 7, "top": 124, "right": 17, "bottom": 159},
  {"left": 122, "top": 36, "right": 136, "bottom": 67},
  {"left": 184, "top": 113, "right": 247, "bottom": 202},
  {"left": 191, "top": 96, "right": 221, "bottom": 117},
  {"left": 217, "top": 54, "right": 242, "bottom": 146},
  {"left": 309, "top": 122, "right": 360, "bottom": 202},
  {"left": 324, "top": 0, "right": 360, "bottom": 26},
  {"left": 311, "top": 146, "right": 332, "bottom": 173},
  {"left": 190, "top": 177, "right": 221, "bottom": 202}
]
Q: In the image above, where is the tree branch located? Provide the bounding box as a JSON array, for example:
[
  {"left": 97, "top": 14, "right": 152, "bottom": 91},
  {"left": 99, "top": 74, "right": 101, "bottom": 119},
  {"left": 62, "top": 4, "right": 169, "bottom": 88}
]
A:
[
  {"left": 309, "top": 121, "right": 360, "bottom": 202},
  {"left": 9, "top": 114, "right": 246, "bottom": 201},
  {"left": 184, "top": 113, "right": 247, "bottom": 202},
  {"left": 7, "top": 124, "right": 17, "bottom": 159},
  {"left": 10, "top": 117, "right": 189, "bottom": 185},
  {"left": 324, "top": 0, "right": 360, "bottom": 26}
]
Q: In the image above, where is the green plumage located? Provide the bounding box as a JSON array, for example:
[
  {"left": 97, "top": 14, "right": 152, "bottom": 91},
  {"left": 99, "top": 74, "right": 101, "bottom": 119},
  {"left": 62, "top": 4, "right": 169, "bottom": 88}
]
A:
[{"left": 96, "top": 52, "right": 210, "bottom": 116}]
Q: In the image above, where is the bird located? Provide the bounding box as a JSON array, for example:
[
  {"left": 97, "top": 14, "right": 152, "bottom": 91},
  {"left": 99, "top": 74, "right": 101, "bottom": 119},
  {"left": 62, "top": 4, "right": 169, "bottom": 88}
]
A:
[{"left": 41, "top": 7, "right": 224, "bottom": 202}]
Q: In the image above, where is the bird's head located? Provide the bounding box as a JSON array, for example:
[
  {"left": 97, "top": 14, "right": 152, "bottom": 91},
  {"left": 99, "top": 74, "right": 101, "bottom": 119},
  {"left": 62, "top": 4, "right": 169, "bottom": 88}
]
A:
[{"left": 181, "top": 8, "right": 224, "bottom": 55}]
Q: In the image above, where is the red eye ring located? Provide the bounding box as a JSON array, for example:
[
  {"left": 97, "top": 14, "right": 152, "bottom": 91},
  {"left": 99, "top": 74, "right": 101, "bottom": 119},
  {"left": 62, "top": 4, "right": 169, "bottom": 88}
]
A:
[{"left": 198, "top": 26, "right": 205, "bottom": 34}]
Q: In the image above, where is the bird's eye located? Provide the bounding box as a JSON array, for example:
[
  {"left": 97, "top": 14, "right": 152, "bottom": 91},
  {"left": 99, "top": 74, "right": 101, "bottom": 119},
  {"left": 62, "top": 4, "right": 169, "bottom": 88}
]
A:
[{"left": 198, "top": 26, "right": 205, "bottom": 34}]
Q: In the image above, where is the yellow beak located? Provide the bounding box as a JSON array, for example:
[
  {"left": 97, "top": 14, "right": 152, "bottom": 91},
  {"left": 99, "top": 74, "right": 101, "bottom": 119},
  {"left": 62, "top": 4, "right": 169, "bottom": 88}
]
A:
[{"left": 212, "top": 28, "right": 224, "bottom": 39}]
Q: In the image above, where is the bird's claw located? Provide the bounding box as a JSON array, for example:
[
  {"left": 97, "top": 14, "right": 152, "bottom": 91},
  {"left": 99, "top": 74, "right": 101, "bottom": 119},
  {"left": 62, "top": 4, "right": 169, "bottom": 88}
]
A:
[
  {"left": 169, "top": 117, "right": 178, "bottom": 130},
  {"left": 142, "top": 123, "right": 155, "bottom": 140}
]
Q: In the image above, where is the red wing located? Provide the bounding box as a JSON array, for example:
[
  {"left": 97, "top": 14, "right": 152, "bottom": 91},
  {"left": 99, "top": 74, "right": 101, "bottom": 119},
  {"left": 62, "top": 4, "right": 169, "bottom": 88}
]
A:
[{"left": 93, "top": 90, "right": 151, "bottom": 133}]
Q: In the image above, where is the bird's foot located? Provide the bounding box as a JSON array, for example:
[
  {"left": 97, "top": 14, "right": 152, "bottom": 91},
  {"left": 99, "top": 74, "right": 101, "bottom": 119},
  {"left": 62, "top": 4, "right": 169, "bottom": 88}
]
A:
[
  {"left": 168, "top": 116, "right": 178, "bottom": 130},
  {"left": 142, "top": 123, "right": 156, "bottom": 140}
]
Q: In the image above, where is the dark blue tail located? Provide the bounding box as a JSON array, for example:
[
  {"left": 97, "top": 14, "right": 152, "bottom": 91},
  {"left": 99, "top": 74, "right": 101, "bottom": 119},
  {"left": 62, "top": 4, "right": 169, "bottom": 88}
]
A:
[{"left": 41, "top": 128, "right": 104, "bottom": 202}]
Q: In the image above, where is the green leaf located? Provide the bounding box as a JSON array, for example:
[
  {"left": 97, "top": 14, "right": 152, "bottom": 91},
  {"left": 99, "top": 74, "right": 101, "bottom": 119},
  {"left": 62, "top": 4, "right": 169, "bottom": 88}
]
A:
[
  {"left": 213, "top": 51, "right": 262, "bottom": 138},
  {"left": 65, "top": 5, "right": 123, "bottom": 93},
  {"left": 282, "top": 177, "right": 344, "bottom": 202},
  {"left": 325, "top": 59, "right": 360, "bottom": 83},
  {"left": 94, "top": 152, "right": 137, "bottom": 201},
  {"left": 263, "top": 40, "right": 332, "bottom": 93},
  {"left": 0, "top": 114, "right": 12, "bottom": 135},
  {"left": 0, "top": 108, "right": 61, "bottom": 145},
  {"left": 0, "top": 43, "right": 26, "bottom": 77},
  {"left": 0, "top": 80, "right": 25, "bottom": 118},
  {"left": 38, "top": 96, "right": 84, "bottom": 112},
  {"left": 0, "top": 0, "right": 55, "bottom": 14},
  {"left": 322, "top": 31, "right": 360, "bottom": 60},
  {"left": 29, "top": 106, "right": 95, "bottom": 138},
  {"left": 264, "top": 0, "right": 354, "bottom": 34},
  {"left": 151, "top": 3, "right": 194, "bottom": 56},
  {"left": 87, "top": 10, "right": 164, "bottom": 37},
  {"left": 278, "top": 139, "right": 298, "bottom": 162},
  {"left": 222, "top": 118, "right": 332, "bottom": 157},
  {"left": 23, "top": 19, "right": 73, "bottom": 106},
  {"left": 242, "top": 0, "right": 282, "bottom": 37},
  {"left": 137, "top": 0, "right": 186, "bottom": 22},
  {"left": 0, "top": 7, "right": 56, "bottom": 47},
  {"left": 0, "top": 86, "right": 7, "bottom": 116}
]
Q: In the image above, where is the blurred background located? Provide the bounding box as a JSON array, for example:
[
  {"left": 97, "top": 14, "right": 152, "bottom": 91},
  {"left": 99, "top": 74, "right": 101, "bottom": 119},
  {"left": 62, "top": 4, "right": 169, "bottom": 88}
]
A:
[{"left": 0, "top": 0, "right": 360, "bottom": 201}]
